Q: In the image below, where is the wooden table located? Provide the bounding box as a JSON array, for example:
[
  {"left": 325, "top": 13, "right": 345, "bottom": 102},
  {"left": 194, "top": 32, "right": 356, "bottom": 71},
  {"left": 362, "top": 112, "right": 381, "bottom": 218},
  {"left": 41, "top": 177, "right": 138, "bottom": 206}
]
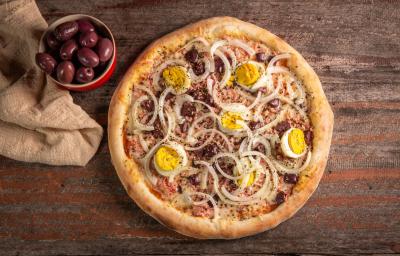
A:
[{"left": 1, "top": 0, "right": 399, "bottom": 255}]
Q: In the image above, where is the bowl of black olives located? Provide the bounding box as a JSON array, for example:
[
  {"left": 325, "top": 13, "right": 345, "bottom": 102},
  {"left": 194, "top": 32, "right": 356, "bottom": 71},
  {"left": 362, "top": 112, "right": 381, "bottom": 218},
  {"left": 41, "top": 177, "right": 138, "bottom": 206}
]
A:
[{"left": 36, "top": 14, "right": 116, "bottom": 91}]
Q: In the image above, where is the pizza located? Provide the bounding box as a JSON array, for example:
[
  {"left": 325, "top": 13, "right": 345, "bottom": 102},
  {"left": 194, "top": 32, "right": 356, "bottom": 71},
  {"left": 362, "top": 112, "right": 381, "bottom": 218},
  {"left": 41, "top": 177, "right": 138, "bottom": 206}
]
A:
[{"left": 108, "top": 17, "right": 334, "bottom": 239}]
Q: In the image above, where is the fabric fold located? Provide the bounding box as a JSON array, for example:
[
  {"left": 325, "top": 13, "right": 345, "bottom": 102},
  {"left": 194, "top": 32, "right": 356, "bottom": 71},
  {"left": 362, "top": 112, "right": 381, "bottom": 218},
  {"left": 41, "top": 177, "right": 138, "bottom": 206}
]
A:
[{"left": 0, "top": 0, "right": 104, "bottom": 166}]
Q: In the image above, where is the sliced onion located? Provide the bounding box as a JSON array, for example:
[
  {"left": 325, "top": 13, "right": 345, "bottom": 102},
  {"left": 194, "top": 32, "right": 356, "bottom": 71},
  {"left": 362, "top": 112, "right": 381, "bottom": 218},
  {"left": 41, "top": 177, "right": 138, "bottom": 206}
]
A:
[
  {"left": 256, "top": 105, "right": 288, "bottom": 134},
  {"left": 158, "top": 87, "right": 173, "bottom": 127},
  {"left": 214, "top": 49, "right": 231, "bottom": 87},
  {"left": 207, "top": 77, "right": 214, "bottom": 95},
  {"left": 253, "top": 91, "right": 278, "bottom": 122},
  {"left": 137, "top": 132, "right": 149, "bottom": 152},
  {"left": 238, "top": 120, "right": 253, "bottom": 138},
  {"left": 192, "top": 99, "right": 217, "bottom": 116},
  {"left": 293, "top": 81, "right": 306, "bottom": 105},
  {"left": 210, "top": 40, "right": 227, "bottom": 58},
  {"left": 235, "top": 88, "right": 256, "bottom": 101},
  {"left": 228, "top": 39, "right": 256, "bottom": 56},
  {"left": 142, "top": 140, "right": 164, "bottom": 185},
  {"left": 268, "top": 65, "right": 290, "bottom": 74},
  {"left": 212, "top": 153, "right": 246, "bottom": 180},
  {"left": 185, "top": 129, "right": 216, "bottom": 151},
  {"left": 279, "top": 96, "right": 309, "bottom": 122},
  {"left": 221, "top": 47, "right": 237, "bottom": 69},
  {"left": 240, "top": 151, "right": 279, "bottom": 194},
  {"left": 220, "top": 168, "right": 269, "bottom": 202},
  {"left": 267, "top": 53, "right": 291, "bottom": 70},
  {"left": 187, "top": 192, "right": 219, "bottom": 219},
  {"left": 212, "top": 129, "right": 234, "bottom": 152},
  {"left": 195, "top": 161, "right": 266, "bottom": 206},
  {"left": 135, "top": 85, "right": 159, "bottom": 125},
  {"left": 246, "top": 91, "right": 262, "bottom": 110},
  {"left": 250, "top": 74, "right": 269, "bottom": 91},
  {"left": 250, "top": 136, "right": 272, "bottom": 156},
  {"left": 186, "top": 112, "right": 216, "bottom": 143},
  {"left": 273, "top": 151, "right": 312, "bottom": 174},
  {"left": 180, "top": 37, "right": 210, "bottom": 52},
  {"left": 131, "top": 95, "right": 154, "bottom": 131},
  {"left": 200, "top": 170, "right": 208, "bottom": 190}
]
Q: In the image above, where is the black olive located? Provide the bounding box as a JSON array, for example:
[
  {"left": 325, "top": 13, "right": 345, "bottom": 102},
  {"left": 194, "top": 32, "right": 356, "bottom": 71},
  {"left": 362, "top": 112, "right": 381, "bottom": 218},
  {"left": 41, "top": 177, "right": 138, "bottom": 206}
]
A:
[
  {"left": 283, "top": 173, "right": 298, "bottom": 184},
  {"left": 184, "top": 48, "right": 199, "bottom": 63}
]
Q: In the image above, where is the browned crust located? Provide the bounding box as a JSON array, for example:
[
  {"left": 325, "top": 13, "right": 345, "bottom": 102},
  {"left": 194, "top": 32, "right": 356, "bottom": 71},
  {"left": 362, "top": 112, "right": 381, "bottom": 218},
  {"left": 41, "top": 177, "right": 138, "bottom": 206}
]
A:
[{"left": 108, "top": 16, "right": 334, "bottom": 239}]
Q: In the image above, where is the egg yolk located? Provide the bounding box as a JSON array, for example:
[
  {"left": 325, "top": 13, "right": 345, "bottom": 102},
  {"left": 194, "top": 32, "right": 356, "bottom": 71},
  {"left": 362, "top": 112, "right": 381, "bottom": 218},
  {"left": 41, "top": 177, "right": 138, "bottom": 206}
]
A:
[
  {"left": 162, "top": 66, "right": 187, "bottom": 91},
  {"left": 226, "top": 75, "right": 235, "bottom": 87},
  {"left": 155, "top": 146, "right": 181, "bottom": 171},
  {"left": 221, "top": 112, "right": 243, "bottom": 130},
  {"left": 236, "top": 171, "right": 255, "bottom": 187},
  {"left": 235, "top": 63, "right": 260, "bottom": 87},
  {"left": 288, "top": 128, "right": 306, "bottom": 154}
]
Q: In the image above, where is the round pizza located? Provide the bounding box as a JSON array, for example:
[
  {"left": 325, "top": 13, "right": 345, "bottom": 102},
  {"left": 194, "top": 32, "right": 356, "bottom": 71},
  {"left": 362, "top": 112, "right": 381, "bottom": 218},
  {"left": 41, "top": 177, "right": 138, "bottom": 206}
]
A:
[{"left": 108, "top": 17, "right": 334, "bottom": 239}]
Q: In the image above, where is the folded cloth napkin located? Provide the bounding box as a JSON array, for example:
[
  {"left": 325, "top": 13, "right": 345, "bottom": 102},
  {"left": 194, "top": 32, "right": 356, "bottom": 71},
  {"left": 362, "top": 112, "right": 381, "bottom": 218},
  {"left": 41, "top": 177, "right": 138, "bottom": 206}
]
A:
[{"left": 0, "top": 0, "right": 104, "bottom": 166}]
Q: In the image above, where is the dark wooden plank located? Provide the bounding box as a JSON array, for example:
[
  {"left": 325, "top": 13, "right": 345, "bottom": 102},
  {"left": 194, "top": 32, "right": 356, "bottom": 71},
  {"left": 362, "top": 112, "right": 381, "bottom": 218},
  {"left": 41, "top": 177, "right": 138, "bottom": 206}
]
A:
[{"left": 1, "top": 0, "right": 400, "bottom": 255}]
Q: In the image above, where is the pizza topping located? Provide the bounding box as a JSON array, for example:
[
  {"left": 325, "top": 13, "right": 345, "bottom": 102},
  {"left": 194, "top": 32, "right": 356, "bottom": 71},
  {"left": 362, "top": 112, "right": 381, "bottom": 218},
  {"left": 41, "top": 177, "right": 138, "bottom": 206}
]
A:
[
  {"left": 126, "top": 36, "right": 314, "bottom": 220},
  {"left": 154, "top": 142, "right": 188, "bottom": 173},
  {"left": 162, "top": 65, "right": 191, "bottom": 94},
  {"left": 268, "top": 98, "right": 280, "bottom": 108},
  {"left": 255, "top": 52, "right": 268, "bottom": 62},
  {"left": 184, "top": 48, "right": 199, "bottom": 63},
  {"left": 234, "top": 158, "right": 258, "bottom": 187},
  {"left": 248, "top": 120, "right": 261, "bottom": 130},
  {"left": 140, "top": 99, "right": 154, "bottom": 112},
  {"left": 304, "top": 130, "right": 313, "bottom": 146},
  {"left": 281, "top": 128, "right": 307, "bottom": 158},
  {"left": 275, "top": 191, "right": 286, "bottom": 205},
  {"left": 283, "top": 173, "right": 298, "bottom": 184},
  {"left": 188, "top": 174, "right": 201, "bottom": 186},
  {"left": 234, "top": 61, "right": 262, "bottom": 88},
  {"left": 180, "top": 122, "right": 189, "bottom": 133},
  {"left": 150, "top": 120, "right": 164, "bottom": 139},
  {"left": 214, "top": 50, "right": 231, "bottom": 87},
  {"left": 180, "top": 102, "right": 196, "bottom": 118},
  {"left": 220, "top": 111, "right": 244, "bottom": 131},
  {"left": 200, "top": 143, "right": 219, "bottom": 159},
  {"left": 275, "top": 121, "right": 291, "bottom": 136},
  {"left": 155, "top": 146, "right": 180, "bottom": 171},
  {"left": 188, "top": 87, "right": 214, "bottom": 106},
  {"left": 214, "top": 57, "right": 224, "bottom": 74},
  {"left": 192, "top": 61, "right": 206, "bottom": 76}
]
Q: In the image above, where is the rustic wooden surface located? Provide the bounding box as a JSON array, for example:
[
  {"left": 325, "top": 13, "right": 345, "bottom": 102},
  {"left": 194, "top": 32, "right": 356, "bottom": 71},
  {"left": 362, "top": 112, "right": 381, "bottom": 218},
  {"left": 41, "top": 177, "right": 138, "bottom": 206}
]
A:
[{"left": 1, "top": 0, "right": 399, "bottom": 255}]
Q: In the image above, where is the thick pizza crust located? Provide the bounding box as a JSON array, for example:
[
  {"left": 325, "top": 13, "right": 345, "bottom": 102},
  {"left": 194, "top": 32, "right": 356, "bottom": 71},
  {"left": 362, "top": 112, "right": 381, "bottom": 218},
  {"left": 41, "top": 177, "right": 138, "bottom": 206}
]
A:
[{"left": 108, "top": 17, "right": 334, "bottom": 239}]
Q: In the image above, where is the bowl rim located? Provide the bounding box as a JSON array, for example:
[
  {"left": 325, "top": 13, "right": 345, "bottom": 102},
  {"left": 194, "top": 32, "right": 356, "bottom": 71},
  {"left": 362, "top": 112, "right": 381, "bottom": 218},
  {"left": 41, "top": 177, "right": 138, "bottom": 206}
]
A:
[{"left": 39, "top": 14, "right": 116, "bottom": 88}]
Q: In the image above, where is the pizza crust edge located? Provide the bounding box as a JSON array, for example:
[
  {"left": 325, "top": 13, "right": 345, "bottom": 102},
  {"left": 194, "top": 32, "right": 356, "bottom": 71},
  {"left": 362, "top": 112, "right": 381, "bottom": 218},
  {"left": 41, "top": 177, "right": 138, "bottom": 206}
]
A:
[{"left": 108, "top": 16, "right": 334, "bottom": 239}]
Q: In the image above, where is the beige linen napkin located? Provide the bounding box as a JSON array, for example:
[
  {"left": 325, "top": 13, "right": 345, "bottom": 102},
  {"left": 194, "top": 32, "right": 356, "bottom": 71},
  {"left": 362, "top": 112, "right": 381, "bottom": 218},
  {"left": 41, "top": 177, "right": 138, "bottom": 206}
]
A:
[{"left": 0, "top": 0, "right": 104, "bottom": 166}]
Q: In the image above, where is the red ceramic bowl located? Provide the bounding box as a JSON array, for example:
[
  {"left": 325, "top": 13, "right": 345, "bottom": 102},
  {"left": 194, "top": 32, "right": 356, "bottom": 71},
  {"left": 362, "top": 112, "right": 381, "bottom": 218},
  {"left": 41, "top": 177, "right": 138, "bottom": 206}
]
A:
[{"left": 39, "top": 14, "right": 116, "bottom": 91}]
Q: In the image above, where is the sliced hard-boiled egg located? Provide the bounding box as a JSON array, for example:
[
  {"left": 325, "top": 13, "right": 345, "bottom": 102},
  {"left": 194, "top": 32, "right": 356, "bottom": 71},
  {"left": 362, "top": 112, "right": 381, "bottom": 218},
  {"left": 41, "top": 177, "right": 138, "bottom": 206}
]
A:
[
  {"left": 221, "top": 111, "right": 243, "bottom": 130},
  {"left": 280, "top": 128, "right": 307, "bottom": 158},
  {"left": 154, "top": 142, "right": 188, "bottom": 172},
  {"left": 234, "top": 61, "right": 265, "bottom": 91},
  {"left": 218, "top": 110, "right": 249, "bottom": 135},
  {"left": 162, "top": 65, "right": 191, "bottom": 94},
  {"left": 233, "top": 158, "right": 260, "bottom": 187}
]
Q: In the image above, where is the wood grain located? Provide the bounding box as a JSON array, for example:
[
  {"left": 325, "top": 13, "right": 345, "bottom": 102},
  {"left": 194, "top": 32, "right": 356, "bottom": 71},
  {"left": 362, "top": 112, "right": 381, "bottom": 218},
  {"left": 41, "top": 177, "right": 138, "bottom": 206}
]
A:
[{"left": 1, "top": 0, "right": 399, "bottom": 255}]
